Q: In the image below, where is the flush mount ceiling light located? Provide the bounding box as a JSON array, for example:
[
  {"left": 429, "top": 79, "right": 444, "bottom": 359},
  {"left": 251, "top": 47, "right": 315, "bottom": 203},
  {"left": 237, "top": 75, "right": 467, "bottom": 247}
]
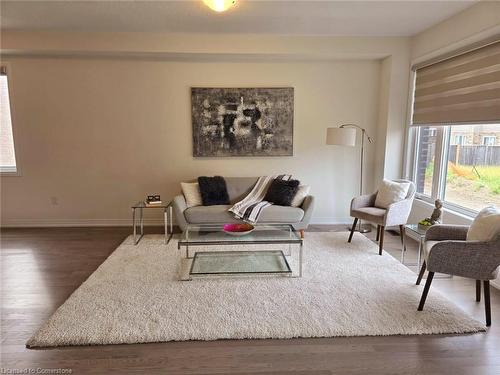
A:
[{"left": 203, "top": 0, "right": 237, "bottom": 12}]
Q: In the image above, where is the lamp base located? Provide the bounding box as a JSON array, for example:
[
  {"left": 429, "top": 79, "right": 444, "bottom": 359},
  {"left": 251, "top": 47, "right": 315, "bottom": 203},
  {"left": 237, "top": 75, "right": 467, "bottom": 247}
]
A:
[{"left": 346, "top": 224, "right": 372, "bottom": 233}]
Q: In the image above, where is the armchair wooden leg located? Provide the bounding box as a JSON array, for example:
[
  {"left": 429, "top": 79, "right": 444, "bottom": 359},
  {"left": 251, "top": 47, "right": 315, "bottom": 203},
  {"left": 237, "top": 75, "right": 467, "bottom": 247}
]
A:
[
  {"left": 376, "top": 225, "right": 381, "bottom": 242},
  {"left": 476, "top": 280, "right": 481, "bottom": 302},
  {"left": 378, "top": 226, "right": 385, "bottom": 255},
  {"left": 348, "top": 218, "right": 358, "bottom": 243},
  {"left": 299, "top": 230, "right": 305, "bottom": 239},
  {"left": 484, "top": 280, "right": 491, "bottom": 326},
  {"left": 418, "top": 271, "right": 434, "bottom": 311},
  {"left": 416, "top": 261, "right": 426, "bottom": 285}
]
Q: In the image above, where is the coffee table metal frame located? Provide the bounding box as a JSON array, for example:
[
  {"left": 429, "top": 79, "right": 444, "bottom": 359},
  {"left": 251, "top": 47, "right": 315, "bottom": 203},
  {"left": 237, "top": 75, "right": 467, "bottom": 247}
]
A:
[
  {"left": 178, "top": 224, "right": 303, "bottom": 280},
  {"left": 132, "top": 201, "right": 173, "bottom": 245}
]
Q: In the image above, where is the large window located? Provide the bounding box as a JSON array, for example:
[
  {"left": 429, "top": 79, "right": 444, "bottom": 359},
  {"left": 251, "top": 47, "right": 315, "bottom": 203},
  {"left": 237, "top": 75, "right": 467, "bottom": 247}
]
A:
[
  {"left": 410, "top": 40, "right": 500, "bottom": 215},
  {"left": 413, "top": 124, "right": 500, "bottom": 213},
  {"left": 0, "top": 66, "right": 17, "bottom": 173}
]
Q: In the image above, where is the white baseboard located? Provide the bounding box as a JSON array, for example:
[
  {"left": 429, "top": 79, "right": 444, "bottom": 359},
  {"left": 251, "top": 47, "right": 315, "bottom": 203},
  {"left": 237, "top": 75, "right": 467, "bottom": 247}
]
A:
[
  {"left": 0, "top": 218, "right": 165, "bottom": 227},
  {"left": 309, "top": 217, "right": 352, "bottom": 225}
]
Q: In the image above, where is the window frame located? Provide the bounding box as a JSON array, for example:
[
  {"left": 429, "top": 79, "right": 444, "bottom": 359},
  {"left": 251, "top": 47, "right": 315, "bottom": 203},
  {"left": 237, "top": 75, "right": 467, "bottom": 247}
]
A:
[
  {"left": 409, "top": 124, "right": 497, "bottom": 218},
  {"left": 0, "top": 62, "right": 21, "bottom": 177},
  {"left": 454, "top": 134, "right": 466, "bottom": 145},
  {"left": 482, "top": 136, "right": 495, "bottom": 146}
]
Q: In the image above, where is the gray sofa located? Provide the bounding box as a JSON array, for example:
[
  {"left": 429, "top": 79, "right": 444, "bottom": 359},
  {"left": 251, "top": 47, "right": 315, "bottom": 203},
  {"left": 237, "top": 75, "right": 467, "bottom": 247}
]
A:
[{"left": 172, "top": 177, "right": 314, "bottom": 233}]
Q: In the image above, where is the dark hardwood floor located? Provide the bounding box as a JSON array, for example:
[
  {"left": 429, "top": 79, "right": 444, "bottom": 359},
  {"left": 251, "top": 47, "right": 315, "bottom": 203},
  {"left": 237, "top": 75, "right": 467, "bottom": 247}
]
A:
[{"left": 1, "top": 226, "right": 499, "bottom": 375}]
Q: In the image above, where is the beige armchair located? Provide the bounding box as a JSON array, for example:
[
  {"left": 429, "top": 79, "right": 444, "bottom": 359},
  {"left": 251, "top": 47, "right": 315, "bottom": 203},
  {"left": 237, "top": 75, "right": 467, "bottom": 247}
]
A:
[
  {"left": 348, "top": 179, "right": 416, "bottom": 256},
  {"left": 416, "top": 224, "right": 500, "bottom": 326}
]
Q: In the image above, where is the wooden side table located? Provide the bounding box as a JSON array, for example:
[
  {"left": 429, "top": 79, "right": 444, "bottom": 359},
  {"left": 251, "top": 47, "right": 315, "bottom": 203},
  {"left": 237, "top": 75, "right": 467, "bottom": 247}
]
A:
[{"left": 131, "top": 201, "right": 173, "bottom": 245}]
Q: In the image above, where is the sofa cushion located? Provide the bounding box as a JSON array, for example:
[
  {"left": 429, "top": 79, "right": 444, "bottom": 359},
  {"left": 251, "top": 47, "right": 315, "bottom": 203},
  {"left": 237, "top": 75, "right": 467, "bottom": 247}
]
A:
[
  {"left": 198, "top": 176, "right": 230, "bottom": 206},
  {"left": 184, "top": 205, "right": 305, "bottom": 224},
  {"left": 184, "top": 205, "right": 238, "bottom": 224},
  {"left": 264, "top": 179, "right": 300, "bottom": 206},
  {"left": 224, "top": 177, "right": 259, "bottom": 203},
  {"left": 291, "top": 185, "right": 311, "bottom": 207},
  {"left": 259, "top": 205, "right": 305, "bottom": 222},
  {"left": 180, "top": 182, "right": 203, "bottom": 208}
]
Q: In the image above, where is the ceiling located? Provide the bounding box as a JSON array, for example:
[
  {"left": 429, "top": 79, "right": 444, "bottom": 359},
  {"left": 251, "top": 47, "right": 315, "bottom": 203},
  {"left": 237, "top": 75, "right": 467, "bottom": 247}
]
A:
[{"left": 0, "top": 1, "right": 477, "bottom": 36}]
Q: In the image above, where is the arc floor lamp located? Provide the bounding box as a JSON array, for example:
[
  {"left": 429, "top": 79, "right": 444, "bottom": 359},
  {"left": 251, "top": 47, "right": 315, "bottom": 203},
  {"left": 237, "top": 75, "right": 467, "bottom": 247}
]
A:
[{"left": 326, "top": 124, "right": 373, "bottom": 233}]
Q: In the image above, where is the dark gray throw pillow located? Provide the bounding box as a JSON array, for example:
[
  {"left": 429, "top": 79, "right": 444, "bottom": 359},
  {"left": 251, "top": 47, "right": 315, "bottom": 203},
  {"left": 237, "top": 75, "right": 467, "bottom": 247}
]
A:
[
  {"left": 264, "top": 179, "right": 300, "bottom": 206},
  {"left": 197, "top": 176, "right": 230, "bottom": 206}
]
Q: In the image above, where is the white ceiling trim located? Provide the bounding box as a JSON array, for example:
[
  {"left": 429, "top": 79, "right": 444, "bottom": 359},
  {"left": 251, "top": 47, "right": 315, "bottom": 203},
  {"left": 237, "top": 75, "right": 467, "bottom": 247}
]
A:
[{"left": 0, "top": 49, "right": 390, "bottom": 62}]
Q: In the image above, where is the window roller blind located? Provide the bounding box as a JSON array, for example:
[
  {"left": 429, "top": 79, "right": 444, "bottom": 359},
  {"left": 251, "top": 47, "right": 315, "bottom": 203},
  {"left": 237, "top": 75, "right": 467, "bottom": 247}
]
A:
[{"left": 412, "top": 40, "right": 500, "bottom": 126}]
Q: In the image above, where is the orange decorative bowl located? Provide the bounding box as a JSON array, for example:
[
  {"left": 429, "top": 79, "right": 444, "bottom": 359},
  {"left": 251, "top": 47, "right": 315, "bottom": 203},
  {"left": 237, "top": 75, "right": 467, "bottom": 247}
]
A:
[{"left": 223, "top": 223, "right": 255, "bottom": 236}]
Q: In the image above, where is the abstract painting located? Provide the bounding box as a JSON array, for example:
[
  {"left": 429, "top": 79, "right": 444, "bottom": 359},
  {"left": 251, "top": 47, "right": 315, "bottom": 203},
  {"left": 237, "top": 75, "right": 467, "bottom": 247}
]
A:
[{"left": 191, "top": 87, "right": 294, "bottom": 157}]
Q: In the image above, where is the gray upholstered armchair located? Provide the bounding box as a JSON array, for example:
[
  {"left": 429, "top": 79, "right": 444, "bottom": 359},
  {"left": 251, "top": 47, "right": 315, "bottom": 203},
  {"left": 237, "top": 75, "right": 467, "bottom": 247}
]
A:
[
  {"left": 348, "top": 179, "right": 416, "bottom": 256},
  {"left": 417, "top": 224, "right": 500, "bottom": 326}
]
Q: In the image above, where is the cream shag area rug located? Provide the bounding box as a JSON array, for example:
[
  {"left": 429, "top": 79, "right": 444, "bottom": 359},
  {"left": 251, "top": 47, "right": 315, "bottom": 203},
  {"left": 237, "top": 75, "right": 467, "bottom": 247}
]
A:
[{"left": 27, "top": 232, "right": 485, "bottom": 347}]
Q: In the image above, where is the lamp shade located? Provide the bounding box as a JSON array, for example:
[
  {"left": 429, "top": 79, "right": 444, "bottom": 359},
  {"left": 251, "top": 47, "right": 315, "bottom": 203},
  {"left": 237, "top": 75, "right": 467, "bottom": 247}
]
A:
[{"left": 326, "top": 127, "right": 356, "bottom": 146}]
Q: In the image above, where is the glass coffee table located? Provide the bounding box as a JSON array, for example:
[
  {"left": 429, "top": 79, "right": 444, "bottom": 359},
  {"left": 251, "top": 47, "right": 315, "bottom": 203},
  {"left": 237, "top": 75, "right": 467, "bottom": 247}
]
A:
[{"left": 177, "top": 224, "right": 303, "bottom": 280}]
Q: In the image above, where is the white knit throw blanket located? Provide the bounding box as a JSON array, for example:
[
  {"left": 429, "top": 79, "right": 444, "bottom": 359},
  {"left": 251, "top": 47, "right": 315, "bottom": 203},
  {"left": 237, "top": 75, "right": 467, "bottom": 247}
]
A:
[{"left": 229, "top": 175, "right": 291, "bottom": 223}]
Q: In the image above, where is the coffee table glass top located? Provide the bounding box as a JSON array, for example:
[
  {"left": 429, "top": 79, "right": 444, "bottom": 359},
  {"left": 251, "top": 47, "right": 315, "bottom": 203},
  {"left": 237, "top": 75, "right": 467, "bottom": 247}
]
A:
[
  {"left": 179, "top": 224, "right": 302, "bottom": 246},
  {"left": 190, "top": 250, "right": 292, "bottom": 275}
]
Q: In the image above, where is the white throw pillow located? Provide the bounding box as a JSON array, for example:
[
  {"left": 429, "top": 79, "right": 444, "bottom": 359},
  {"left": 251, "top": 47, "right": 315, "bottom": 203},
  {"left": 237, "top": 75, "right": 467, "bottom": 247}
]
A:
[
  {"left": 181, "top": 182, "right": 203, "bottom": 208},
  {"left": 467, "top": 206, "right": 500, "bottom": 241},
  {"left": 291, "top": 185, "right": 311, "bottom": 207},
  {"left": 374, "top": 180, "right": 410, "bottom": 209}
]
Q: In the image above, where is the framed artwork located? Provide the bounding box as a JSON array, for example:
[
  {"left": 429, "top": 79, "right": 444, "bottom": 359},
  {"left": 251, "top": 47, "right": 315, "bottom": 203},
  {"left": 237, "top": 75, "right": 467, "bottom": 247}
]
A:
[{"left": 191, "top": 87, "right": 294, "bottom": 157}]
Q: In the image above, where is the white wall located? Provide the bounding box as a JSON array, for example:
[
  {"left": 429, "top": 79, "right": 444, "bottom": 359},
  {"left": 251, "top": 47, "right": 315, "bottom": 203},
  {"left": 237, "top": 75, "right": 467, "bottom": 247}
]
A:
[
  {"left": 411, "top": 1, "right": 500, "bottom": 60},
  {"left": 0, "top": 32, "right": 411, "bottom": 226}
]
